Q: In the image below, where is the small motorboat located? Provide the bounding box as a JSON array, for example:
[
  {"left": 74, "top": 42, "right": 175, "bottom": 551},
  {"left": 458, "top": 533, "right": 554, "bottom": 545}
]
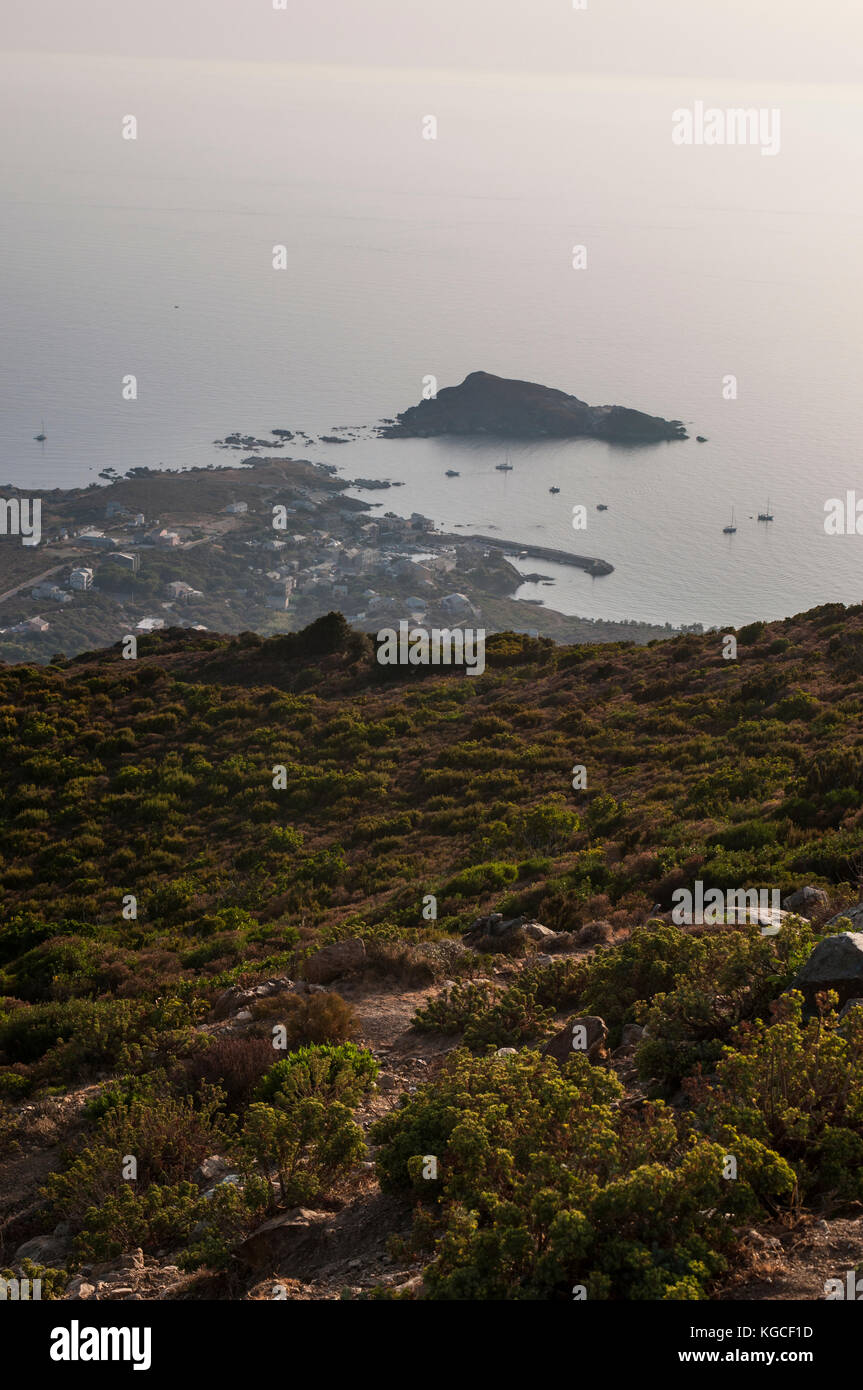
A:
[
  {"left": 596, "top": 503, "right": 608, "bottom": 511},
  {"left": 549, "top": 486, "right": 560, "bottom": 494},
  {"left": 445, "top": 469, "right": 460, "bottom": 477}
]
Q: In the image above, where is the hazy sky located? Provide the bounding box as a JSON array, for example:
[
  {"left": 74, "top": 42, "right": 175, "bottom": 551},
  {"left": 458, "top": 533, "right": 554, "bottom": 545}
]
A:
[{"left": 5, "top": 0, "right": 863, "bottom": 86}]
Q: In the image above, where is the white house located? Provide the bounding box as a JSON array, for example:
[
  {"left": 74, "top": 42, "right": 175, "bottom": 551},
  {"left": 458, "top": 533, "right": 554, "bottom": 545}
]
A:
[{"left": 440, "top": 592, "right": 477, "bottom": 619}]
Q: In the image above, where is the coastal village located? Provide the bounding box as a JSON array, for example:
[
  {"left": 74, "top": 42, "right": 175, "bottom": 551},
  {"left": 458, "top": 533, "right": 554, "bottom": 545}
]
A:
[{"left": 0, "top": 456, "right": 687, "bottom": 662}]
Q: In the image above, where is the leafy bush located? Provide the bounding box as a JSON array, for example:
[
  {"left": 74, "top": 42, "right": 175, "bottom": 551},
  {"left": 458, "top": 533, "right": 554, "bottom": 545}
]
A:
[
  {"left": 255, "top": 1043, "right": 378, "bottom": 1108},
  {"left": 44, "top": 1083, "right": 235, "bottom": 1226},
  {"left": 693, "top": 994, "right": 863, "bottom": 1201},
  {"left": 635, "top": 920, "right": 817, "bottom": 1089},
  {"left": 412, "top": 982, "right": 498, "bottom": 1036},
  {"left": 237, "top": 1044, "right": 378, "bottom": 1205},
  {"left": 371, "top": 1051, "right": 794, "bottom": 1299}
]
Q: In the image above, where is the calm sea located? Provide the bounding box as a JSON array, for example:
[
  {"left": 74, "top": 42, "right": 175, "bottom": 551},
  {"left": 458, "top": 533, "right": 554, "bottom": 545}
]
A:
[{"left": 1, "top": 52, "right": 861, "bottom": 627}]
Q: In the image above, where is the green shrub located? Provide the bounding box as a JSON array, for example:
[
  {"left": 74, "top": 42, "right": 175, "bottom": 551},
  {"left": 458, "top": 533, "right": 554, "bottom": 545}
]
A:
[
  {"left": 443, "top": 862, "right": 519, "bottom": 898},
  {"left": 255, "top": 1043, "right": 378, "bottom": 1108},
  {"left": 635, "top": 920, "right": 817, "bottom": 1089},
  {"left": 694, "top": 993, "right": 863, "bottom": 1201},
  {"left": 412, "top": 982, "right": 499, "bottom": 1036},
  {"left": 371, "top": 1051, "right": 793, "bottom": 1299},
  {"left": 44, "top": 1084, "right": 235, "bottom": 1225}
]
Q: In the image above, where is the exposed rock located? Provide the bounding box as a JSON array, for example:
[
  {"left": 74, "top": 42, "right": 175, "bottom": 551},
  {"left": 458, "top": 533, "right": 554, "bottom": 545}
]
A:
[
  {"left": 61, "top": 1252, "right": 193, "bottom": 1301},
  {"left": 193, "top": 1155, "right": 233, "bottom": 1187},
  {"left": 236, "top": 1207, "right": 333, "bottom": 1272},
  {"left": 86, "top": 1251, "right": 146, "bottom": 1280},
  {"left": 210, "top": 975, "right": 294, "bottom": 1022},
  {"left": 463, "top": 914, "right": 556, "bottom": 952},
  {"left": 375, "top": 1073, "right": 400, "bottom": 1093},
  {"left": 381, "top": 372, "right": 688, "bottom": 443},
  {"left": 304, "top": 939, "right": 366, "bottom": 984},
  {"left": 65, "top": 1279, "right": 96, "bottom": 1300},
  {"left": 782, "top": 886, "right": 829, "bottom": 914},
  {"left": 12, "top": 1232, "right": 69, "bottom": 1266},
  {"left": 542, "top": 1015, "right": 608, "bottom": 1067},
  {"left": 621, "top": 1023, "right": 645, "bottom": 1047},
  {"left": 794, "top": 932, "right": 863, "bottom": 1007},
  {"left": 390, "top": 1273, "right": 424, "bottom": 1297},
  {"left": 494, "top": 1047, "right": 518, "bottom": 1058},
  {"left": 522, "top": 923, "right": 555, "bottom": 942},
  {"left": 823, "top": 903, "right": 863, "bottom": 933}
]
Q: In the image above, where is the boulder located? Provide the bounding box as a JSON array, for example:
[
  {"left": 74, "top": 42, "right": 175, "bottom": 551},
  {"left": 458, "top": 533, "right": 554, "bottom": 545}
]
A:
[
  {"left": 489, "top": 915, "right": 523, "bottom": 938},
  {"left": 522, "top": 923, "right": 555, "bottom": 943},
  {"left": 464, "top": 914, "right": 557, "bottom": 952},
  {"left": 210, "top": 975, "right": 294, "bottom": 1022},
  {"left": 12, "top": 1232, "right": 69, "bottom": 1266},
  {"left": 542, "top": 1015, "right": 608, "bottom": 1067},
  {"left": 303, "top": 939, "right": 366, "bottom": 984},
  {"left": 65, "top": 1278, "right": 96, "bottom": 1300},
  {"left": 193, "top": 1155, "right": 233, "bottom": 1187},
  {"left": 86, "top": 1251, "right": 145, "bottom": 1279},
  {"left": 794, "top": 932, "right": 863, "bottom": 1007},
  {"left": 782, "top": 886, "right": 829, "bottom": 914},
  {"left": 621, "top": 1023, "right": 645, "bottom": 1047},
  {"left": 463, "top": 913, "right": 519, "bottom": 941},
  {"left": 823, "top": 903, "right": 863, "bottom": 933},
  {"left": 235, "top": 1208, "right": 333, "bottom": 1272}
]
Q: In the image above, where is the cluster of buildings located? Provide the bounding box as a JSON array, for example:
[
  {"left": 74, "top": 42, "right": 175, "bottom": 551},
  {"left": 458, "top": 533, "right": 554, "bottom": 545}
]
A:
[
  {"left": 235, "top": 493, "right": 483, "bottom": 630},
  {"left": 3, "top": 476, "right": 492, "bottom": 646},
  {"left": 53, "top": 503, "right": 181, "bottom": 555}
]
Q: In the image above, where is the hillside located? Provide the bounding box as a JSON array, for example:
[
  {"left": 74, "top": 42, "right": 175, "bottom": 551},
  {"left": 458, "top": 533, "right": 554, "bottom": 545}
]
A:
[{"left": 2, "top": 602, "right": 863, "bottom": 1300}]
